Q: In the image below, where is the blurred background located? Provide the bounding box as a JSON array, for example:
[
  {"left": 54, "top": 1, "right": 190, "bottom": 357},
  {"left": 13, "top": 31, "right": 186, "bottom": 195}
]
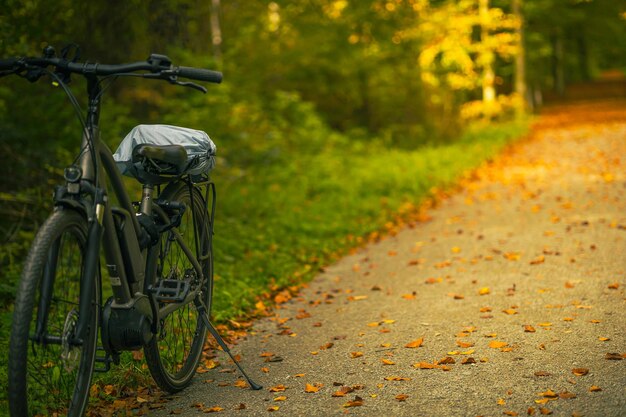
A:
[{"left": 1, "top": 0, "right": 625, "bottom": 315}]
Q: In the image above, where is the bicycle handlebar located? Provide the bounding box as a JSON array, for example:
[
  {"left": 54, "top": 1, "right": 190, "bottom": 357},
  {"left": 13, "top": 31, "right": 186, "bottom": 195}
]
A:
[{"left": 0, "top": 55, "right": 223, "bottom": 84}]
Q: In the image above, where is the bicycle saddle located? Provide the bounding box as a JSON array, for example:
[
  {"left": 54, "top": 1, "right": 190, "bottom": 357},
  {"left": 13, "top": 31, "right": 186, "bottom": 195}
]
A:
[{"left": 132, "top": 144, "right": 188, "bottom": 174}]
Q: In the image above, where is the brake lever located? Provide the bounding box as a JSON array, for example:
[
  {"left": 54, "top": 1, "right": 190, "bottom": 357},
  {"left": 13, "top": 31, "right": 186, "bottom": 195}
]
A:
[{"left": 170, "top": 79, "right": 207, "bottom": 93}]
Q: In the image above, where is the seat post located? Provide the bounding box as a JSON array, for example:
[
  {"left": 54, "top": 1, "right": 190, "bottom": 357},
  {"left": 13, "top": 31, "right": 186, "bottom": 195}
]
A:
[{"left": 140, "top": 185, "right": 154, "bottom": 215}]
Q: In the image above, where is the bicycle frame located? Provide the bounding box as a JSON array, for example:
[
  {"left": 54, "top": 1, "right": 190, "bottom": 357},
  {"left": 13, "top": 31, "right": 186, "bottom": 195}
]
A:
[{"left": 41, "top": 74, "right": 209, "bottom": 347}]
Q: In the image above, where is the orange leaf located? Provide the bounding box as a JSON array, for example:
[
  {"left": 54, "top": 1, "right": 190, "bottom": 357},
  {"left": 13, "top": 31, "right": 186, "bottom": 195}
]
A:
[
  {"left": 456, "top": 340, "right": 474, "bottom": 348},
  {"left": 608, "top": 282, "right": 619, "bottom": 289},
  {"left": 350, "top": 352, "right": 364, "bottom": 358},
  {"left": 304, "top": 383, "right": 321, "bottom": 393},
  {"left": 273, "top": 396, "right": 287, "bottom": 402},
  {"left": 405, "top": 338, "right": 424, "bottom": 348},
  {"left": 502, "top": 309, "right": 518, "bottom": 315},
  {"left": 234, "top": 380, "right": 248, "bottom": 389},
  {"left": 589, "top": 385, "right": 602, "bottom": 392},
  {"left": 343, "top": 397, "right": 364, "bottom": 407},
  {"left": 395, "top": 394, "right": 409, "bottom": 401},
  {"left": 572, "top": 368, "right": 589, "bottom": 376},
  {"left": 478, "top": 287, "right": 490, "bottom": 295},
  {"left": 524, "top": 325, "right": 536, "bottom": 333},
  {"left": 204, "top": 406, "right": 224, "bottom": 413},
  {"left": 381, "top": 359, "right": 395, "bottom": 365},
  {"left": 489, "top": 341, "right": 508, "bottom": 349},
  {"left": 267, "top": 406, "right": 280, "bottom": 412},
  {"left": 269, "top": 384, "right": 287, "bottom": 392},
  {"left": 414, "top": 362, "right": 437, "bottom": 369},
  {"left": 539, "top": 389, "right": 557, "bottom": 398},
  {"left": 401, "top": 293, "right": 416, "bottom": 300}
]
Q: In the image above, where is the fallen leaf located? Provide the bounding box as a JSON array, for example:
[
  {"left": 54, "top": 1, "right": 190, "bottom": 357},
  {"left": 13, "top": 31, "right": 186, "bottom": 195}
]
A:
[
  {"left": 503, "top": 309, "right": 518, "bottom": 315},
  {"left": 381, "top": 359, "right": 395, "bottom": 365},
  {"left": 414, "top": 362, "right": 437, "bottom": 369},
  {"left": 598, "top": 337, "right": 610, "bottom": 342},
  {"left": 528, "top": 407, "right": 536, "bottom": 415},
  {"left": 456, "top": 340, "right": 474, "bottom": 348},
  {"left": 478, "top": 287, "right": 490, "bottom": 295},
  {"left": 559, "top": 391, "right": 576, "bottom": 399},
  {"left": 539, "top": 407, "right": 552, "bottom": 415},
  {"left": 273, "top": 396, "right": 287, "bottom": 402},
  {"left": 572, "top": 368, "right": 589, "bottom": 376},
  {"left": 589, "top": 385, "right": 602, "bottom": 392},
  {"left": 534, "top": 371, "right": 551, "bottom": 377},
  {"left": 504, "top": 252, "right": 521, "bottom": 261},
  {"left": 350, "top": 352, "right": 364, "bottom": 358},
  {"left": 384, "top": 376, "right": 411, "bottom": 381},
  {"left": 530, "top": 256, "right": 545, "bottom": 265},
  {"left": 489, "top": 341, "right": 508, "bottom": 349},
  {"left": 402, "top": 293, "right": 416, "bottom": 300},
  {"left": 304, "top": 383, "right": 321, "bottom": 393},
  {"left": 203, "top": 406, "right": 223, "bottom": 413},
  {"left": 343, "top": 396, "right": 364, "bottom": 407},
  {"left": 405, "top": 338, "right": 424, "bottom": 348},
  {"left": 605, "top": 352, "right": 623, "bottom": 360},
  {"left": 267, "top": 406, "right": 280, "bottom": 412},
  {"left": 503, "top": 411, "right": 518, "bottom": 416},
  {"left": 438, "top": 357, "right": 455, "bottom": 365},
  {"left": 539, "top": 389, "right": 558, "bottom": 398},
  {"left": 461, "top": 357, "right": 476, "bottom": 365},
  {"left": 269, "top": 384, "right": 287, "bottom": 392},
  {"left": 607, "top": 282, "right": 619, "bottom": 289},
  {"left": 538, "top": 322, "right": 552, "bottom": 327},
  {"left": 480, "top": 306, "right": 492, "bottom": 312},
  {"left": 234, "top": 380, "right": 248, "bottom": 389},
  {"left": 395, "top": 394, "right": 409, "bottom": 402},
  {"left": 524, "top": 325, "right": 536, "bottom": 333}
]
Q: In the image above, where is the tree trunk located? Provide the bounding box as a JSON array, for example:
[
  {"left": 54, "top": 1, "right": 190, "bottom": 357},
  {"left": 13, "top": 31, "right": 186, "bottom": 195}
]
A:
[
  {"left": 210, "top": 0, "right": 222, "bottom": 63},
  {"left": 512, "top": 0, "right": 528, "bottom": 114},
  {"left": 551, "top": 31, "right": 565, "bottom": 95},
  {"left": 479, "top": 0, "right": 496, "bottom": 115}
]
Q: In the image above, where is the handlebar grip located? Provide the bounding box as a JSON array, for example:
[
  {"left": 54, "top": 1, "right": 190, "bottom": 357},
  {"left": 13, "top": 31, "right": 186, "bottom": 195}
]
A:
[
  {"left": 176, "top": 66, "right": 223, "bottom": 84},
  {"left": 0, "top": 58, "right": 19, "bottom": 70}
]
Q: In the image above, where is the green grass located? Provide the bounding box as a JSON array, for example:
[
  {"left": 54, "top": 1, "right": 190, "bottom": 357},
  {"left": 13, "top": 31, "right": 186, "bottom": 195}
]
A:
[{"left": 209, "top": 119, "right": 529, "bottom": 319}]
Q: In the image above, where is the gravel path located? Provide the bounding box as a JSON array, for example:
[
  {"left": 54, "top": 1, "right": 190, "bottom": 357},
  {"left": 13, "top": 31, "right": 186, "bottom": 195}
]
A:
[{"left": 150, "top": 100, "right": 626, "bottom": 417}]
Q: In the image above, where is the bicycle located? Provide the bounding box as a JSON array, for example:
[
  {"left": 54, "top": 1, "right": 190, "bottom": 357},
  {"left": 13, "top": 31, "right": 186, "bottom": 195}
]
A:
[{"left": 1, "top": 45, "right": 261, "bottom": 417}]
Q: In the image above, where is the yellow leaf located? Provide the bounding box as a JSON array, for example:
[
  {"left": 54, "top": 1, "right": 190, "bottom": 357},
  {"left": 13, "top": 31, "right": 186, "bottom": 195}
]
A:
[
  {"left": 350, "top": 352, "right": 364, "bottom": 358},
  {"left": 478, "top": 287, "right": 490, "bottom": 295},
  {"left": 502, "top": 309, "right": 517, "bottom": 315},
  {"left": 273, "top": 396, "right": 287, "bottom": 402},
  {"left": 381, "top": 359, "right": 395, "bottom": 365},
  {"left": 598, "top": 337, "right": 610, "bottom": 341},
  {"left": 267, "top": 406, "right": 280, "bottom": 412},
  {"left": 489, "top": 341, "right": 508, "bottom": 349}
]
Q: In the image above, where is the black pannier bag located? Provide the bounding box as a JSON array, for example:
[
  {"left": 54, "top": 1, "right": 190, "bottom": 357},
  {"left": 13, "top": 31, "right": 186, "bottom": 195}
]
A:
[{"left": 113, "top": 124, "right": 216, "bottom": 184}]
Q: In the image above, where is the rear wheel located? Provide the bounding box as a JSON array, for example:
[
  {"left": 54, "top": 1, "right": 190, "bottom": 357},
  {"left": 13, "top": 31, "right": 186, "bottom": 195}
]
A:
[
  {"left": 9, "top": 209, "right": 99, "bottom": 417},
  {"left": 144, "top": 181, "right": 213, "bottom": 392}
]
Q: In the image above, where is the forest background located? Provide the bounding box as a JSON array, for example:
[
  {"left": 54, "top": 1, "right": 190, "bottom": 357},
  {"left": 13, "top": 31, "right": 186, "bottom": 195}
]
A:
[{"left": 0, "top": 0, "right": 625, "bottom": 391}]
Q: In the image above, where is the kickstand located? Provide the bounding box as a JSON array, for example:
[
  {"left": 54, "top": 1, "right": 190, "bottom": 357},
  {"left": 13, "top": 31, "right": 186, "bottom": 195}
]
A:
[{"left": 195, "top": 298, "right": 263, "bottom": 390}]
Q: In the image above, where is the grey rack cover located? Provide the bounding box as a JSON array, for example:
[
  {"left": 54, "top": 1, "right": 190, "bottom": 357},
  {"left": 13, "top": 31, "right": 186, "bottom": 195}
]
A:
[{"left": 113, "top": 124, "right": 216, "bottom": 178}]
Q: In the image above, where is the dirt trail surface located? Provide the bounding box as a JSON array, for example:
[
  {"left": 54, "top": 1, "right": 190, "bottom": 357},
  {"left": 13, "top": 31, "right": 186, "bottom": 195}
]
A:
[{"left": 150, "top": 100, "right": 626, "bottom": 417}]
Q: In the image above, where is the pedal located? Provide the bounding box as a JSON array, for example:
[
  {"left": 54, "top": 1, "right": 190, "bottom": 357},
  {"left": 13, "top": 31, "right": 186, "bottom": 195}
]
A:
[
  {"left": 94, "top": 346, "right": 118, "bottom": 373},
  {"left": 149, "top": 279, "right": 190, "bottom": 303}
]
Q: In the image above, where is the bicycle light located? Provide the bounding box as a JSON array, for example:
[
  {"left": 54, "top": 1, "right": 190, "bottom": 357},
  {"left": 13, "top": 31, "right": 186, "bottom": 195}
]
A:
[{"left": 64, "top": 165, "right": 82, "bottom": 183}]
